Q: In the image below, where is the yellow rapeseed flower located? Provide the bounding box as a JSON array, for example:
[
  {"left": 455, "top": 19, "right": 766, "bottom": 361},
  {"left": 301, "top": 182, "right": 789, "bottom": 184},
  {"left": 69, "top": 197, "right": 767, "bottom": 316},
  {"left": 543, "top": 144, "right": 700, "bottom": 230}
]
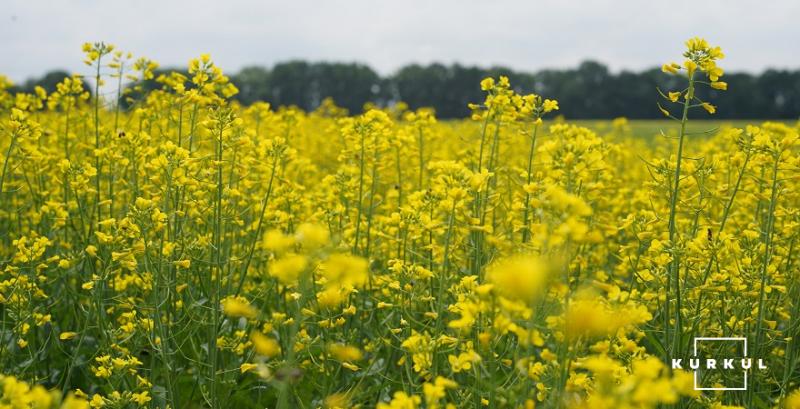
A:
[
  {"left": 221, "top": 296, "right": 258, "bottom": 319},
  {"left": 486, "top": 255, "right": 549, "bottom": 304}
]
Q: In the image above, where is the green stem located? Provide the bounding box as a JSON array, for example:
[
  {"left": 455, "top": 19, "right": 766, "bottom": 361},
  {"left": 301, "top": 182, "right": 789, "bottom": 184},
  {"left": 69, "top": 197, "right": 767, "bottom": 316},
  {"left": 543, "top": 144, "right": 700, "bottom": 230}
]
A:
[
  {"left": 686, "top": 151, "right": 751, "bottom": 351},
  {"left": 93, "top": 57, "right": 103, "bottom": 224},
  {"left": 666, "top": 73, "right": 694, "bottom": 360},
  {"left": 235, "top": 156, "right": 278, "bottom": 296},
  {"left": 521, "top": 122, "right": 540, "bottom": 243},
  {"left": 750, "top": 154, "right": 781, "bottom": 404},
  {"left": 209, "top": 119, "right": 226, "bottom": 409},
  {"left": 417, "top": 126, "right": 425, "bottom": 189},
  {"left": 0, "top": 131, "right": 18, "bottom": 205},
  {"left": 353, "top": 129, "right": 366, "bottom": 255}
]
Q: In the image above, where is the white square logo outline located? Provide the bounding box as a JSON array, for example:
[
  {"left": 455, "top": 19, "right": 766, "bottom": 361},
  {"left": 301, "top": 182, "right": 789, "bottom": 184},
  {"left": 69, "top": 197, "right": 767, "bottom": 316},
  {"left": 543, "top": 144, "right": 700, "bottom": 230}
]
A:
[{"left": 692, "top": 337, "right": 747, "bottom": 391}]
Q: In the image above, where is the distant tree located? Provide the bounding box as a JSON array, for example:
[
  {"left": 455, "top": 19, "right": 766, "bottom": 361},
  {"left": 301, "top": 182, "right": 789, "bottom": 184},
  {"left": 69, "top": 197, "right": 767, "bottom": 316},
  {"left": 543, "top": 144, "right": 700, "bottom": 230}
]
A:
[
  {"left": 757, "top": 69, "right": 800, "bottom": 119},
  {"left": 27, "top": 60, "right": 797, "bottom": 120},
  {"left": 10, "top": 70, "right": 91, "bottom": 95},
  {"left": 266, "top": 61, "right": 314, "bottom": 110},
  {"left": 391, "top": 64, "right": 521, "bottom": 117},
  {"left": 392, "top": 63, "right": 451, "bottom": 115},
  {"left": 232, "top": 66, "right": 271, "bottom": 105},
  {"left": 311, "top": 62, "right": 381, "bottom": 114}
]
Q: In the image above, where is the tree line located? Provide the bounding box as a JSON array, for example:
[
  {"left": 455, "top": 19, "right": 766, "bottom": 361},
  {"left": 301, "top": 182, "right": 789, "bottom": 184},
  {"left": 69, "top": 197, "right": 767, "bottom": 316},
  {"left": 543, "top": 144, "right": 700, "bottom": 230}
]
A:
[{"left": 11, "top": 61, "right": 800, "bottom": 119}]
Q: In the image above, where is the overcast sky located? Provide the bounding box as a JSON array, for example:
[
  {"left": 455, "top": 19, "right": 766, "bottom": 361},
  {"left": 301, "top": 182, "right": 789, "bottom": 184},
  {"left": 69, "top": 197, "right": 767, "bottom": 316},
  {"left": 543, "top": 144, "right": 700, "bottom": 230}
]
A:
[{"left": 3, "top": 0, "right": 799, "bottom": 82}]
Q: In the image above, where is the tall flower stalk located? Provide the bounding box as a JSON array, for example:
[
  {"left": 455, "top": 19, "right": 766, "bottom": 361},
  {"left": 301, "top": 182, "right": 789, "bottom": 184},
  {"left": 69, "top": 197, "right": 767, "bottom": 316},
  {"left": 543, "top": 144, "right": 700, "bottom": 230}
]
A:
[{"left": 658, "top": 37, "right": 727, "bottom": 361}]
